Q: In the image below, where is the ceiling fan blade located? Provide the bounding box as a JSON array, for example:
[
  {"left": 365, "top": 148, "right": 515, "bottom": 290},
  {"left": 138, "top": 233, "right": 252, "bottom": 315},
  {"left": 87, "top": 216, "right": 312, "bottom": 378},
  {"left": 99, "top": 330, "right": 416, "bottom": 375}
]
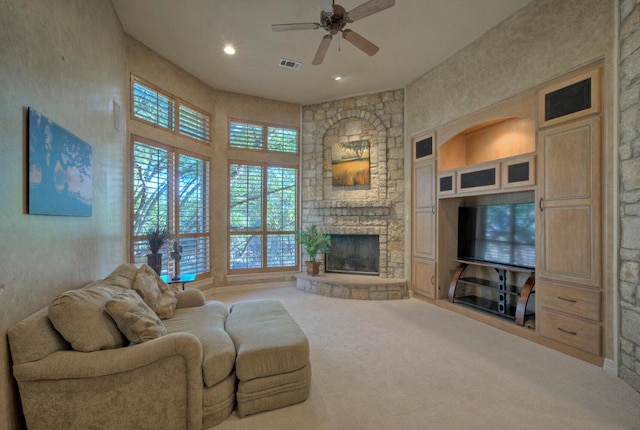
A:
[
  {"left": 346, "top": 0, "right": 395, "bottom": 23},
  {"left": 312, "top": 35, "right": 333, "bottom": 65},
  {"left": 272, "top": 22, "right": 320, "bottom": 32},
  {"left": 342, "top": 29, "right": 379, "bottom": 56}
]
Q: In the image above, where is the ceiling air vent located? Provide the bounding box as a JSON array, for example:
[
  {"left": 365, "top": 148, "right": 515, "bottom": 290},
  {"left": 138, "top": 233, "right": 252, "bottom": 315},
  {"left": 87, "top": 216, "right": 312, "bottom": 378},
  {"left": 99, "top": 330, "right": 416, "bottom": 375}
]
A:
[{"left": 279, "top": 58, "right": 302, "bottom": 70}]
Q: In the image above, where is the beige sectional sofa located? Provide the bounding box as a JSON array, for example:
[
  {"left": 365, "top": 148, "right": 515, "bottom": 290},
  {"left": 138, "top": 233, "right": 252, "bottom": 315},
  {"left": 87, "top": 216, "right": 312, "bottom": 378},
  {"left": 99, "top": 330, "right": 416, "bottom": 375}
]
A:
[{"left": 7, "top": 264, "right": 310, "bottom": 430}]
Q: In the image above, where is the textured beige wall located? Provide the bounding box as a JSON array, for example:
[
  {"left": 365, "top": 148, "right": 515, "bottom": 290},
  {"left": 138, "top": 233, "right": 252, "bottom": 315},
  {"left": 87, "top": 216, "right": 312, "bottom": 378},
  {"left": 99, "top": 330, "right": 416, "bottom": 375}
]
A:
[
  {"left": 405, "top": 0, "right": 616, "bottom": 360},
  {"left": 126, "top": 37, "right": 301, "bottom": 287},
  {"left": 406, "top": 0, "right": 613, "bottom": 136},
  {"left": 0, "top": 0, "right": 127, "bottom": 428}
]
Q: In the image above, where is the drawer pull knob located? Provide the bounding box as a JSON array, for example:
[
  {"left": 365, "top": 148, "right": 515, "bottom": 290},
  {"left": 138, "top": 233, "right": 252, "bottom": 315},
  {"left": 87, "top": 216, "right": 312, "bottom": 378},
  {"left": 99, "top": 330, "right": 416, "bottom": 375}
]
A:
[
  {"left": 557, "top": 327, "right": 578, "bottom": 336},
  {"left": 557, "top": 296, "right": 577, "bottom": 303}
]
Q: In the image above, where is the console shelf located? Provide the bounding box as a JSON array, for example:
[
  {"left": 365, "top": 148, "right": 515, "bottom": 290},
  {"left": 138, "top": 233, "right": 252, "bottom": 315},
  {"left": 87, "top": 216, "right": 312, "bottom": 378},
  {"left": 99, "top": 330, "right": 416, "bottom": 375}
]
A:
[{"left": 448, "top": 260, "right": 535, "bottom": 326}]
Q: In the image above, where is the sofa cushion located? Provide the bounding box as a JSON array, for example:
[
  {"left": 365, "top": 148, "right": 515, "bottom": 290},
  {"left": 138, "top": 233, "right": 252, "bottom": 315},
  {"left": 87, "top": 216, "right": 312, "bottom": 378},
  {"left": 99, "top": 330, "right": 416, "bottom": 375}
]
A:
[
  {"left": 7, "top": 308, "right": 70, "bottom": 365},
  {"left": 106, "top": 290, "right": 167, "bottom": 343},
  {"left": 132, "top": 265, "right": 178, "bottom": 319},
  {"left": 48, "top": 286, "right": 127, "bottom": 352},
  {"left": 163, "top": 301, "right": 236, "bottom": 387}
]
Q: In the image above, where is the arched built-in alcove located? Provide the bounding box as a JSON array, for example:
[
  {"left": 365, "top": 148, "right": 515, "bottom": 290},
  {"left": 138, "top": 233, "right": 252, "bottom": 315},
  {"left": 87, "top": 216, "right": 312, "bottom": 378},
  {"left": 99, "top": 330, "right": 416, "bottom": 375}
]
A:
[{"left": 319, "top": 109, "right": 388, "bottom": 201}]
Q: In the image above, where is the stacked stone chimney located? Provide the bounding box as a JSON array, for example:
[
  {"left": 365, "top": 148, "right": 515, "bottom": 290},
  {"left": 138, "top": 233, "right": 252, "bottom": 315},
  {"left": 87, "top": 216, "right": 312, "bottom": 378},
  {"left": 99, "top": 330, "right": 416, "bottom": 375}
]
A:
[{"left": 301, "top": 90, "right": 405, "bottom": 279}]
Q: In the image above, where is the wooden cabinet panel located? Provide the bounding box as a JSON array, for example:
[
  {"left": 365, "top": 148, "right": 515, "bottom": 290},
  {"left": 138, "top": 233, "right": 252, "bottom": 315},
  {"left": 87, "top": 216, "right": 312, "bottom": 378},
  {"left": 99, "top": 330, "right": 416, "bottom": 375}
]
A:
[
  {"left": 543, "top": 206, "right": 592, "bottom": 282},
  {"left": 413, "top": 132, "right": 435, "bottom": 161},
  {"left": 413, "top": 159, "right": 436, "bottom": 260},
  {"left": 415, "top": 162, "right": 435, "bottom": 209},
  {"left": 538, "top": 68, "right": 600, "bottom": 128},
  {"left": 538, "top": 116, "right": 600, "bottom": 287},
  {"left": 413, "top": 258, "right": 436, "bottom": 299},
  {"left": 502, "top": 155, "right": 535, "bottom": 189},
  {"left": 414, "top": 211, "right": 436, "bottom": 259},
  {"left": 455, "top": 162, "right": 500, "bottom": 194},
  {"left": 537, "top": 281, "right": 601, "bottom": 321},
  {"left": 541, "top": 121, "right": 594, "bottom": 201},
  {"left": 537, "top": 309, "right": 601, "bottom": 355}
]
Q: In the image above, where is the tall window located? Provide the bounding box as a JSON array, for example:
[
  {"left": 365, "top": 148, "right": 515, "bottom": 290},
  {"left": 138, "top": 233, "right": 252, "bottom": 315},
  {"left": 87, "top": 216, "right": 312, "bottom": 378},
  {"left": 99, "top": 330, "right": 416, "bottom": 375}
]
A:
[
  {"left": 131, "top": 137, "right": 210, "bottom": 278},
  {"left": 228, "top": 119, "right": 299, "bottom": 273}
]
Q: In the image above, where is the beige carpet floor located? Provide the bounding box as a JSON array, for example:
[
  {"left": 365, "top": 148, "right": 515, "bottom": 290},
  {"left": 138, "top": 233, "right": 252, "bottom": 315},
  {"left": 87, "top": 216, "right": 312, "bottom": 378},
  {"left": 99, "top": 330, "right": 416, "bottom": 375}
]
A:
[{"left": 206, "top": 285, "right": 640, "bottom": 430}]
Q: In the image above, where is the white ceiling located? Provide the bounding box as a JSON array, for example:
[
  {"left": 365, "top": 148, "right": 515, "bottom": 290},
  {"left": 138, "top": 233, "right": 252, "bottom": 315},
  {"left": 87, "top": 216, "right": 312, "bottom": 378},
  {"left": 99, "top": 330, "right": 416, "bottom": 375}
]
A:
[{"left": 110, "top": 0, "right": 533, "bottom": 106}]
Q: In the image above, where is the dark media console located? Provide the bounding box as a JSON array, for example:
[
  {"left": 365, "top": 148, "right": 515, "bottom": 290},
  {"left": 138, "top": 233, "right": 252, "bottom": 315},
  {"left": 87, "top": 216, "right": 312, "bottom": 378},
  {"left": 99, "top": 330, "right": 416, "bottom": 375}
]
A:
[{"left": 448, "top": 259, "right": 535, "bottom": 326}]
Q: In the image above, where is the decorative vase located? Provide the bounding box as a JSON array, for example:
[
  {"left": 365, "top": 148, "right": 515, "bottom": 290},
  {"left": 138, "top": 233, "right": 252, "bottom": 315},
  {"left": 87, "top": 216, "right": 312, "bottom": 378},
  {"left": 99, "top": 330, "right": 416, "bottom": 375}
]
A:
[
  {"left": 305, "top": 261, "right": 321, "bottom": 276},
  {"left": 147, "top": 253, "right": 162, "bottom": 275}
]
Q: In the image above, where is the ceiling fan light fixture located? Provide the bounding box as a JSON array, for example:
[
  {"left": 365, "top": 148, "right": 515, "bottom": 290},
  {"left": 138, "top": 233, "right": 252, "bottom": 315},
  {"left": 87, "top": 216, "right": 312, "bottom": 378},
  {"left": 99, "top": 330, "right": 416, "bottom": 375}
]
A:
[
  {"left": 223, "top": 45, "right": 236, "bottom": 55},
  {"left": 272, "top": 0, "right": 395, "bottom": 65},
  {"left": 332, "top": 74, "right": 344, "bottom": 81}
]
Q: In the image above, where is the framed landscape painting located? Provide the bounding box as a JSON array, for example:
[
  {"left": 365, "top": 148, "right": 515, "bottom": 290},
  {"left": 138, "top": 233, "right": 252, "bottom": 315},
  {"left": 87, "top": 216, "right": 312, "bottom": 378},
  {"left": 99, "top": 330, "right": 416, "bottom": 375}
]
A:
[
  {"left": 331, "top": 139, "right": 370, "bottom": 186},
  {"left": 28, "top": 107, "right": 92, "bottom": 216}
]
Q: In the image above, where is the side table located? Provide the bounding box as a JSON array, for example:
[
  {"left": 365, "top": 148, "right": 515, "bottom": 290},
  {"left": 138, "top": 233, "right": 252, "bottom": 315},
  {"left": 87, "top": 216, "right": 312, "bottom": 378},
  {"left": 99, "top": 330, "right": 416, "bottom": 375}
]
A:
[{"left": 160, "top": 274, "right": 196, "bottom": 290}]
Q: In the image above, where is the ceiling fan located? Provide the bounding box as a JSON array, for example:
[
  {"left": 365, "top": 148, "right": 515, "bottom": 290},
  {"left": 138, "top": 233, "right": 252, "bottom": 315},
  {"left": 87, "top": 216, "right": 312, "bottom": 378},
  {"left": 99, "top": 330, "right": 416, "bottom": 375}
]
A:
[{"left": 272, "top": 0, "right": 395, "bottom": 65}]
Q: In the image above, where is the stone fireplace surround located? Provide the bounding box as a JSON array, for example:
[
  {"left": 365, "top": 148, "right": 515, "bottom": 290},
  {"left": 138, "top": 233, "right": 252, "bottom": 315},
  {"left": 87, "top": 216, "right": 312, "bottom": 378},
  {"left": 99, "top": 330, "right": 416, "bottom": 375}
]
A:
[{"left": 297, "top": 90, "right": 407, "bottom": 299}]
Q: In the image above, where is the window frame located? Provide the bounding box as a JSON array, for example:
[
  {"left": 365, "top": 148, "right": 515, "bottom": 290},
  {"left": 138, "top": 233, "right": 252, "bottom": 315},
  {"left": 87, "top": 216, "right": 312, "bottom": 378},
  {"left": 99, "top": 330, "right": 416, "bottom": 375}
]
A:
[
  {"left": 130, "top": 75, "right": 212, "bottom": 145},
  {"left": 228, "top": 117, "right": 299, "bottom": 153},
  {"left": 130, "top": 135, "right": 212, "bottom": 279},
  {"left": 227, "top": 160, "right": 299, "bottom": 275}
]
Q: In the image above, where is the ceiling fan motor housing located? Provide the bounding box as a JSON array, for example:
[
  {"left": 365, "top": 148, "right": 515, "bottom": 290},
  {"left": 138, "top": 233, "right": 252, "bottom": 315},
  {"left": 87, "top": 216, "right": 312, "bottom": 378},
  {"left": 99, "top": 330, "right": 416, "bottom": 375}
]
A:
[{"left": 321, "top": 4, "right": 347, "bottom": 35}]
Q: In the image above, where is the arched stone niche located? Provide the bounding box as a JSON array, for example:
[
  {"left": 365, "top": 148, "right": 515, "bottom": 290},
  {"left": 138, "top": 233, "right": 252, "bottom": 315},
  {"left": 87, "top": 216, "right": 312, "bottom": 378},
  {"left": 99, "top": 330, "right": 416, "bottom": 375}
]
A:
[{"left": 320, "top": 110, "right": 388, "bottom": 202}]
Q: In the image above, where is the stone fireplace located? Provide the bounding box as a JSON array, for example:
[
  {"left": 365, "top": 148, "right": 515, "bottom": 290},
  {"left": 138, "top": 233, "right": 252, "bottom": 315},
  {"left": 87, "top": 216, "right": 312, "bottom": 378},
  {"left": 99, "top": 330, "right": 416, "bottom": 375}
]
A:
[{"left": 297, "top": 89, "right": 408, "bottom": 299}]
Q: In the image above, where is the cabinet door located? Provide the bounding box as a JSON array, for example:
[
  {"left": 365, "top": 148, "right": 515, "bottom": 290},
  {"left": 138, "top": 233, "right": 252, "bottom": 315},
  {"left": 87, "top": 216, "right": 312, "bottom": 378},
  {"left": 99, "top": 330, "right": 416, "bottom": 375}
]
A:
[
  {"left": 537, "top": 116, "right": 600, "bottom": 287},
  {"left": 413, "top": 160, "right": 436, "bottom": 259},
  {"left": 412, "top": 258, "right": 436, "bottom": 299}
]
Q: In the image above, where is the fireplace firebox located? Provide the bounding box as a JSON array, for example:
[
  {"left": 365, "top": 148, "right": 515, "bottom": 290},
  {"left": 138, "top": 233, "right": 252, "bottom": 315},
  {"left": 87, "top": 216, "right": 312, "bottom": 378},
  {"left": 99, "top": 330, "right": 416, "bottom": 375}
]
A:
[{"left": 325, "top": 234, "right": 380, "bottom": 275}]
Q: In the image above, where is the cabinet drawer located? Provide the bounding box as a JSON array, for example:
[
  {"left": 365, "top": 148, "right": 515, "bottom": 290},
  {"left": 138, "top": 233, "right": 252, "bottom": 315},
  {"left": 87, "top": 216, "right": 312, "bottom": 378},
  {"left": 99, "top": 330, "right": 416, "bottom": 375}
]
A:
[
  {"left": 538, "top": 309, "right": 601, "bottom": 355},
  {"left": 538, "top": 282, "right": 601, "bottom": 321}
]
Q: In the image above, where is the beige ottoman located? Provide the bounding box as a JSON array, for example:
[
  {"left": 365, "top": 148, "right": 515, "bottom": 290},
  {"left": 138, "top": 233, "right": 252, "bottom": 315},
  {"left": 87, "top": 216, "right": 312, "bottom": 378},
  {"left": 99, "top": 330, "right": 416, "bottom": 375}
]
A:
[{"left": 225, "top": 300, "right": 311, "bottom": 417}]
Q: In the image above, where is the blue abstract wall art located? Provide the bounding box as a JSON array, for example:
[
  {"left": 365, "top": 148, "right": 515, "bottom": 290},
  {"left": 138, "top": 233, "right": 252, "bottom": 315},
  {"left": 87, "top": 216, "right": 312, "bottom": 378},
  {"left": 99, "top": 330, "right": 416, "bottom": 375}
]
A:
[{"left": 28, "top": 107, "right": 92, "bottom": 216}]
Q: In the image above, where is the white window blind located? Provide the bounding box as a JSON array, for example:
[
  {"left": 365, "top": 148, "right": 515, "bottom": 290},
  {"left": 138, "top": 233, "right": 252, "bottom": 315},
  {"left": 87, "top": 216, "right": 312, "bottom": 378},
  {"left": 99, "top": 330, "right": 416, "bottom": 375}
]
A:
[
  {"left": 132, "top": 81, "right": 174, "bottom": 130},
  {"left": 228, "top": 163, "right": 297, "bottom": 272},
  {"left": 229, "top": 120, "right": 298, "bottom": 153},
  {"left": 131, "top": 76, "right": 211, "bottom": 144},
  {"left": 179, "top": 103, "right": 211, "bottom": 143},
  {"left": 230, "top": 121, "right": 263, "bottom": 149},
  {"left": 131, "top": 138, "right": 211, "bottom": 278}
]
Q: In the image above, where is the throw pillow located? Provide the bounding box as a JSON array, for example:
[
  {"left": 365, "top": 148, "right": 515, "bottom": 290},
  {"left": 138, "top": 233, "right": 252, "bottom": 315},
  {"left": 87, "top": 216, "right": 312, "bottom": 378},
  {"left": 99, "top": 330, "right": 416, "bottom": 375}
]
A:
[
  {"left": 48, "top": 286, "right": 127, "bottom": 352},
  {"left": 132, "top": 264, "right": 162, "bottom": 309},
  {"left": 106, "top": 290, "right": 167, "bottom": 343},
  {"left": 132, "top": 265, "right": 178, "bottom": 319},
  {"left": 103, "top": 263, "right": 140, "bottom": 289},
  {"left": 154, "top": 273, "right": 179, "bottom": 319}
]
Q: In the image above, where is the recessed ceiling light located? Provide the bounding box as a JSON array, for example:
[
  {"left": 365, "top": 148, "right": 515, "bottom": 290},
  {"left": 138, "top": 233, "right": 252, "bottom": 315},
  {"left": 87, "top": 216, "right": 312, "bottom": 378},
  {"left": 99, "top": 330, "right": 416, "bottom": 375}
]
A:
[
  {"left": 224, "top": 45, "right": 236, "bottom": 55},
  {"left": 332, "top": 74, "right": 343, "bottom": 81}
]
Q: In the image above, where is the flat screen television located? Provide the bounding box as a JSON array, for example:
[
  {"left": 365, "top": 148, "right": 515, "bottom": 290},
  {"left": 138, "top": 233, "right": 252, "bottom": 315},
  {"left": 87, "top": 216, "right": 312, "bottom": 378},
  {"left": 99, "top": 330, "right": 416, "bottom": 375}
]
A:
[{"left": 457, "top": 203, "right": 536, "bottom": 269}]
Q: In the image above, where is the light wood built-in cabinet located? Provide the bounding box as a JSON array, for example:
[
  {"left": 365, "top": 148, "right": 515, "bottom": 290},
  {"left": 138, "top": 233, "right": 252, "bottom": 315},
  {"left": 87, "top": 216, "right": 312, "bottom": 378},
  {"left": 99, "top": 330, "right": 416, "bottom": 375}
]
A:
[
  {"left": 410, "top": 64, "right": 605, "bottom": 365},
  {"left": 536, "top": 68, "right": 602, "bottom": 360},
  {"left": 411, "top": 133, "right": 437, "bottom": 299}
]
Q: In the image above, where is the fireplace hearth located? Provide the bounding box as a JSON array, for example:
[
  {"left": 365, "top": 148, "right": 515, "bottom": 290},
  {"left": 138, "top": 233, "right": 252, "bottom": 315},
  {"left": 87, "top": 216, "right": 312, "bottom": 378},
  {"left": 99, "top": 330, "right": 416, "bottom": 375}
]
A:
[{"left": 325, "top": 234, "right": 380, "bottom": 275}]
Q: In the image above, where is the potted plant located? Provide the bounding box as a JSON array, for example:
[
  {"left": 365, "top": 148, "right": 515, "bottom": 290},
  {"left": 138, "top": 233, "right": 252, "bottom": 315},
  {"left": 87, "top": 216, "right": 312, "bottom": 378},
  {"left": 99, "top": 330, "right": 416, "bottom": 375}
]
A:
[
  {"left": 145, "top": 226, "right": 170, "bottom": 275},
  {"left": 295, "top": 225, "right": 331, "bottom": 276}
]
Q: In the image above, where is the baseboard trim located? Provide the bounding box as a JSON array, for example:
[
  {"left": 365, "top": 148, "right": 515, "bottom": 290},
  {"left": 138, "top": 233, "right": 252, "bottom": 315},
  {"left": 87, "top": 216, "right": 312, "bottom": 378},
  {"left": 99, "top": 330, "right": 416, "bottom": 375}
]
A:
[
  {"left": 603, "top": 358, "right": 618, "bottom": 377},
  {"left": 203, "top": 280, "right": 296, "bottom": 297}
]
